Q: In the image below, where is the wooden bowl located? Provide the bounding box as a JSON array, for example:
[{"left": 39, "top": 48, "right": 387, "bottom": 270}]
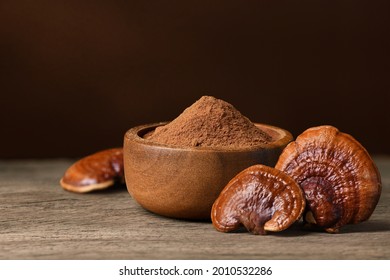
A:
[{"left": 123, "top": 122, "right": 293, "bottom": 220}]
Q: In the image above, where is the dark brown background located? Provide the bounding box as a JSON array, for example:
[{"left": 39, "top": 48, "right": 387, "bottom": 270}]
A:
[{"left": 1, "top": 0, "right": 389, "bottom": 158}]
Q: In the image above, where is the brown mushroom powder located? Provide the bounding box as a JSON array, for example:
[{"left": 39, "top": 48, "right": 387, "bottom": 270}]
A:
[{"left": 148, "top": 96, "right": 272, "bottom": 148}]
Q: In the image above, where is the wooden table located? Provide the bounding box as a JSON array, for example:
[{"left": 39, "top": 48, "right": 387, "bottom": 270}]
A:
[{"left": 0, "top": 157, "right": 389, "bottom": 259}]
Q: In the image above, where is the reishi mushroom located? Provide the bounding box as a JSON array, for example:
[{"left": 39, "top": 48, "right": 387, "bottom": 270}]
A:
[
  {"left": 60, "top": 148, "right": 124, "bottom": 193},
  {"left": 275, "top": 125, "right": 382, "bottom": 233},
  {"left": 211, "top": 164, "right": 306, "bottom": 235}
]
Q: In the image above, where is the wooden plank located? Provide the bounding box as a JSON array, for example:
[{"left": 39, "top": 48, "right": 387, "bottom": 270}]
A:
[{"left": 0, "top": 157, "right": 389, "bottom": 259}]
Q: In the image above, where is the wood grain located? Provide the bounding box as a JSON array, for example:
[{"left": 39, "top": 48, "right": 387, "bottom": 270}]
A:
[{"left": 0, "top": 157, "right": 389, "bottom": 259}]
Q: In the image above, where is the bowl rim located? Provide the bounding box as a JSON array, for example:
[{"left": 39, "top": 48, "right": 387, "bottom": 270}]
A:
[{"left": 124, "top": 122, "right": 293, "bottom": 152}]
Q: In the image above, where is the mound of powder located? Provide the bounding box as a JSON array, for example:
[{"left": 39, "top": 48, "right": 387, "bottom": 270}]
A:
[{"left": 148, "top": 96, "right": 272, "bottom": 148}]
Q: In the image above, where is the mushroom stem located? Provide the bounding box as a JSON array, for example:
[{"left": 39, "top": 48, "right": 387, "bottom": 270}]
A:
[{"left": 239, "top": 211, "right": 270, "bottom": 235}]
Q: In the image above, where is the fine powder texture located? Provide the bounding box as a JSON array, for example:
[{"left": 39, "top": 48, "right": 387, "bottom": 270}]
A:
[{"left": 148, "top": 96, "right": 272, "bottom": 148}]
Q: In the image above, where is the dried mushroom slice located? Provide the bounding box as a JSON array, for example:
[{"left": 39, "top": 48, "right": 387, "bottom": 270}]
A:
[
  {"left": 211, "top": 164, "right": 305, "bottom": 235},
  {"left": 60, "top": 148, "right": 124, "bottom": 193},
  {"left": 275, "top": 125, "right": 382, "bottom": 233}
]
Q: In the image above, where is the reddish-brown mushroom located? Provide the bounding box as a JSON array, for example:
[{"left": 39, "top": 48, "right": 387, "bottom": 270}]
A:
[
  {"left": 275, "top": 125, "right": 382, "bottom": 233},
  {"left": 211, "top": 164, "right": 305, "bottom": 235},
  {"left": 60, "top": 148, "right": 124, "bottom": 193}
]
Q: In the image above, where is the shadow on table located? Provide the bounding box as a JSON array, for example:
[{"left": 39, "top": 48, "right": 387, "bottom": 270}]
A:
[
  {"left": 279, "top": 219, "right": 390, "bottom": 235},
  {"left": 272, "top": 222, "right": 312, "bottom": 237},
  {"left": 220, "top": 222, "right": 311, "bottom": 237},
  {"left": 235, "top": 219, "right": 390, "bottom": 237},
  {"left": 88, "top": 183, "right": 127, "bottom": 195},
  {"left": 339, "top": 220, "right": 390, "bottom": 234}
]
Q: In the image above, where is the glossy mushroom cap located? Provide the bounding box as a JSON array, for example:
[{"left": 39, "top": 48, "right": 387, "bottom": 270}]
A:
[
  {"left": 211, "top": 164, "right": 305, "bottom": 235},
  {"left": 275, "top": 125, "right": 382, "bottom": 233},
  {"left": 60, "top": 148, "right": 124, "bottom": 193}
]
